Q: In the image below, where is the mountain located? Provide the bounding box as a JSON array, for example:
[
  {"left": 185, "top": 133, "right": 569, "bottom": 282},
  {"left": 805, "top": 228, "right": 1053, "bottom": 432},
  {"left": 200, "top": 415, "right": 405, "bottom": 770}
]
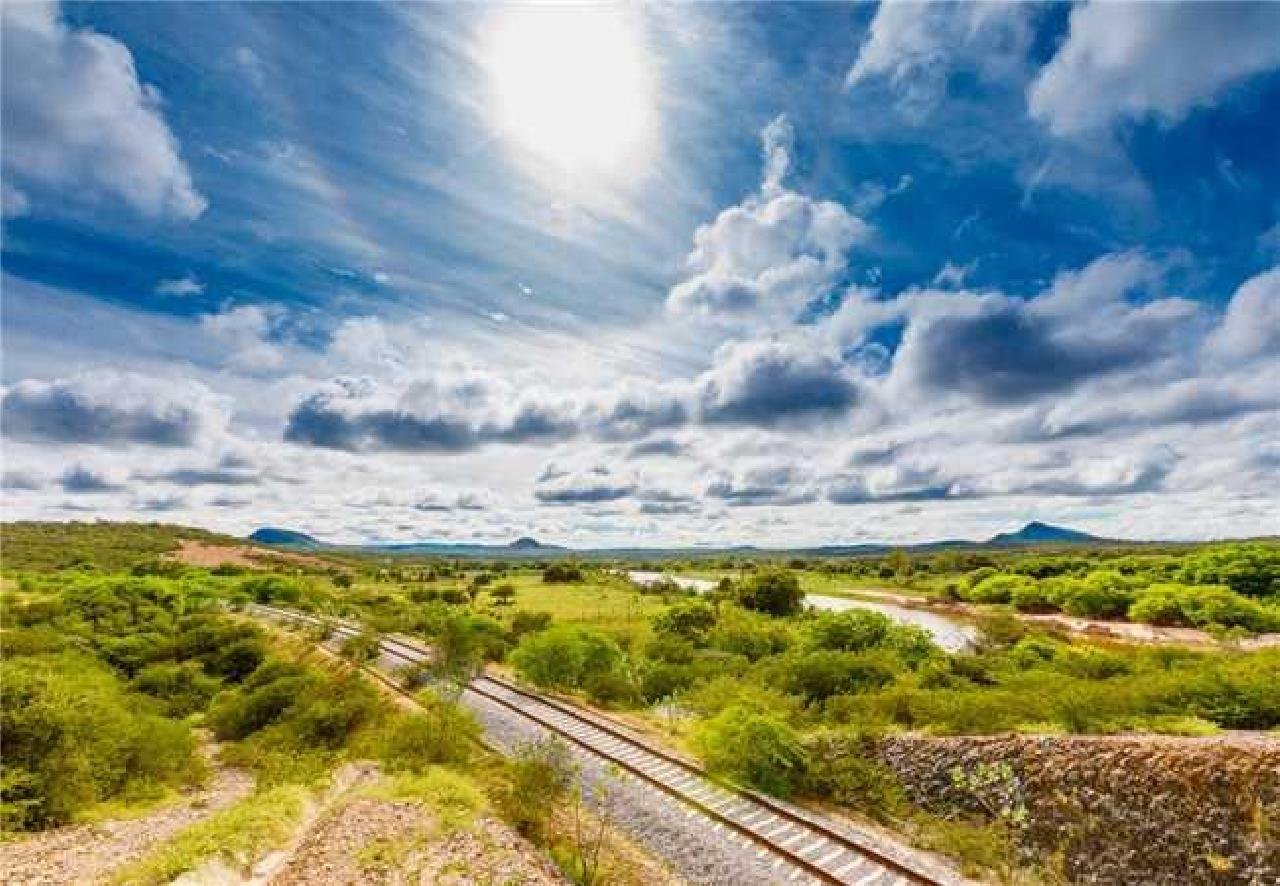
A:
[
  {"left": 245, "top": 522, "right": 1106, "bottom": 557},
  {"left": 249, "top": 527, "right": 321, "bottom": 548},
  {"left": 987, "top": 521, "right": 1099, "bottom": 546},
  {"left": 509, "top": 536, "right": 562, "bottom": 551}
]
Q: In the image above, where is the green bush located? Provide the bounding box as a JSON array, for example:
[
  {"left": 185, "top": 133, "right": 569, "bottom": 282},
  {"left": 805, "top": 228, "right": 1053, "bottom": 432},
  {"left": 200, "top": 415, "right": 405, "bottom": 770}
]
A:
[
  {"left": 509, "top": 625, "right": 625, "bottom": 693},
  {"left": 801, "top": 729, "right": 905, "bottom": 822},
  {"left": 131, "top": 662, "right": 222, "bottom": 717},
  {"left": 780, "top": 651, "right": 897, "bottom": 704},
  {"left": 802, "top": 609, "right": 894, "bottom": 651},
  {"left": 736, "top": 568, "right": 804, "bottom": 616},
  {"left": 1057, "top": 571, "right": 1135, "bottom": 618},
  {"left": 499, "top": 737, "right": 575, "bottom": 838},
  {"left": 693, "top": 704, "right": 808, "bottom": 796},
  {"left": 378, "top": 691, "right": 480, "bottom": 770},
  {"left": 1128, "top": 583, "right": 1280, "bottom": 632},
  {"left": 1010, "top": 581, "right": 1058, "bottom": 613},
  {"left": 1, "top": 653, "right": 199, "bottom": 830},
  {"left": 653, "top": 600, "right": 718, "bottom": 644},
  {"left": 964, "top": 574, "right": 1034, "bottom": 604},
  {"left": 509, "top": 610, "right": 553, "bottom": 638},
  {"left": 542, "top": 563, "right": 585, "bottom": 583},
  {"left": 707, "top": 606, "right": 793, "bottom": 660}
]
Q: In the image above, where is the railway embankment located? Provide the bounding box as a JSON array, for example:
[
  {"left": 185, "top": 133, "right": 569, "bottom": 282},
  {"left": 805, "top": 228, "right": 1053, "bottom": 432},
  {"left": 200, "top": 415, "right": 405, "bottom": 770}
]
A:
[{"left": 868, "top": 732, "right": 1279, "bottom": 885}]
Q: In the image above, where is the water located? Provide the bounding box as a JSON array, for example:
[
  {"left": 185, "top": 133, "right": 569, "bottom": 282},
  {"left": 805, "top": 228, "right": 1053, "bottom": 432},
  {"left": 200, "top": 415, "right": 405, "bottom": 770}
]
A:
[
  {"left": 805, "top": 594, "right": 976, "bottom": 652},
  {"left": 627, "top": 570, "right": 718, "bottom": 593},
  {"left": 624, "top": 571, "right": 974, "bottom": 652}
]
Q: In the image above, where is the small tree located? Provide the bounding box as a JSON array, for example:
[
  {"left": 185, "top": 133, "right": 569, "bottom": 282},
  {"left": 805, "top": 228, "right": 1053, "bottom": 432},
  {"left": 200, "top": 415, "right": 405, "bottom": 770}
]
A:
[
  {"left": 491, "top": 583, "right": 517, "bottom": 607},
  {"left": 737, "top": 568, "right": 804, "bottom": 617}
]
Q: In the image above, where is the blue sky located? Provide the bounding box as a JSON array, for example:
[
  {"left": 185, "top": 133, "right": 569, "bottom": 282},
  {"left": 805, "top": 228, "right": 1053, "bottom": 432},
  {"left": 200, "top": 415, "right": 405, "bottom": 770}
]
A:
[{"left": 2, "top": 1, "right": 1278, "bottom": 545}]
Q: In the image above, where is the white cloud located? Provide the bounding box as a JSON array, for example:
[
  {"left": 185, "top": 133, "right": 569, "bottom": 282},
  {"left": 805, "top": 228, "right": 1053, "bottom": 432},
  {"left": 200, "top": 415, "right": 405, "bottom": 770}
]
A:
[
  {"left": 200, "top": 305, "right": 285, "bottom": 372},
  {"left": 1029, "top": 2, "right": 1280, "bottom": 136},
  {"left": 666, "top": 115, "right": 869, "bottom": 326},
  {"left": 846, "top": 2, "right": 1036, "bottom": 120},
  {"left": 155, "top": 275, "right": 205, "bottom": 297},
  {"left": 1205, "top": 266, "right": 1280, "bottom": 364},
  {"left": 1, "top": 2, "right": 206, "bottom": 218}
]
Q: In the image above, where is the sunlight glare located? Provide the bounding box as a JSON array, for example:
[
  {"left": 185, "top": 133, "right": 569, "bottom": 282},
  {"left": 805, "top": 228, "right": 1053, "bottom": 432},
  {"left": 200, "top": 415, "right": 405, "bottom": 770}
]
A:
[{"left": 483, "top": 5, "right": 657, "bottom": 183}]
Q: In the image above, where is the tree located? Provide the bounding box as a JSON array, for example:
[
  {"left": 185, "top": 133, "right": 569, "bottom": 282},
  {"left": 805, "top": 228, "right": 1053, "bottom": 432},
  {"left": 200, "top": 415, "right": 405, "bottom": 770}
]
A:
[
  {"left": 737, "top": 569, "right": 804, "bottom": 617},
  {"left": 490, "top": 583, "right": 517, "bottom": 607},
  {"left": 652, "top": 600, "right": 717, "bottom": 644}
]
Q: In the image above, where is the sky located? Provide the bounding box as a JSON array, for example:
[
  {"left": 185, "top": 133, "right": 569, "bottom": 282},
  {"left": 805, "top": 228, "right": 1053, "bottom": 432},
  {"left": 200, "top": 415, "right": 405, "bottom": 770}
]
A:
[{"left": 2, "top": 1, "right": 1278, "bottom": 547}]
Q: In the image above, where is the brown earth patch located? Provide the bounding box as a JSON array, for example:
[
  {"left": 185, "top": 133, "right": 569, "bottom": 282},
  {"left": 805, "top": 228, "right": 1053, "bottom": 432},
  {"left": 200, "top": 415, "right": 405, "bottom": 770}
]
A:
[{"left": 169, "top": 539, "right": 332, "bottom": 571}]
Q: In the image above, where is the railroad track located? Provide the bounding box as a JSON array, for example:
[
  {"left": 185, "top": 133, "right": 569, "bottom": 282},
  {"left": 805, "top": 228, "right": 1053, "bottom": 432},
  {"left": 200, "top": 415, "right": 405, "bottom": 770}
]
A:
[{"left": 249, "top": 604, "right": 949, "bottom": 886}]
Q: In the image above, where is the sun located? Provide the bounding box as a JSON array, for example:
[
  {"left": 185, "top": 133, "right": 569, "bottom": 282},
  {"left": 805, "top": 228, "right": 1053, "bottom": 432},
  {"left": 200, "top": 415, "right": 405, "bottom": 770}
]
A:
[{"left": 482, "top": 4, "right": 658, "bottom": 184}]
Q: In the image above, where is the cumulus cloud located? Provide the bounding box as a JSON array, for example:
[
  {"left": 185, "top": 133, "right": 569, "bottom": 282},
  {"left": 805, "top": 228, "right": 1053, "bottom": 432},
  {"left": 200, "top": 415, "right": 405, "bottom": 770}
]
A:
[
  {"left": 846, "top": 2, "right": 1036, "bottom": 120},
  {"left": 1205, "top": 266, "right": 1280, "bottom": 364},
  {"left": 666, "top": 115, "right": 868, "bottom": 325},
  {"left": 283, "top": 375, "right": 578, "bottom": 454},
  {"left": 827, "top": 463, "right": 962, "bottom": 504},
  {"left": 699, "top": 340, "right": 860, "bottom": 425},
  {"left": 200, "top": 305, "right": 285, "bottom": 372},
  {"left": 706, "top": 462, "right": 817, "bottom": 507},
  {"left": 414, "top": 490, "right": 491, "bottom": 512},
  {"left": 1029, "top": 2, "right": 1280, "bottom": 136},
  {"left": 887, "top": 253, "right": 1202, "bottom": 404},
  {"left": 585, "top": 390, "right": 688, "bottom": 441},
  {"left": 2, "top": 371, "right": 224, "bottom": 447},
  {"left": 0, "top": 2, "right": 206, "bottom": 218}
]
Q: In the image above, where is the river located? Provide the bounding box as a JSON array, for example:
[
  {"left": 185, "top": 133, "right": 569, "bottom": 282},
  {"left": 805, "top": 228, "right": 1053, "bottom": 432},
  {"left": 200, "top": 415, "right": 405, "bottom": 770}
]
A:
[{"left": 624, "top": 571, "right": 974, "bottom": 652}]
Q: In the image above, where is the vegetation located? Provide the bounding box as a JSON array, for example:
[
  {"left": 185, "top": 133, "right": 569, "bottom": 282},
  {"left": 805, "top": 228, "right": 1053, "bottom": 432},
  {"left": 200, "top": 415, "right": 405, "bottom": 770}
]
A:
[{"left": 3, "top": 521, "right": 1277, "bottom": 885}]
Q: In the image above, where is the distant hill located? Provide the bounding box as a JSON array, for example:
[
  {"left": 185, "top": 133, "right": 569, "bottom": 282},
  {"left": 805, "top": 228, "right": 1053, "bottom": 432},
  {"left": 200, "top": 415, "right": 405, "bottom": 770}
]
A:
[
  {"left": 987, "top": 521, "right": 1099, "bottom": 546},
  {"left": 509, "top": 536, "right": 562, "bottom": 551},
  {"left": 249, "top": 527, "right": 322, "bottom": 548},
  {"left": 245, "top": 521, "right": 1104, "bottom": 558}
]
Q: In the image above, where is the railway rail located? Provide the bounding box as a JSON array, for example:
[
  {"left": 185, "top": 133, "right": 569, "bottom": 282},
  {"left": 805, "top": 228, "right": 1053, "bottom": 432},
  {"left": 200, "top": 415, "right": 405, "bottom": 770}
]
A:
[{"left": 249, "top": 604, "right": 950, "bottom": 886}]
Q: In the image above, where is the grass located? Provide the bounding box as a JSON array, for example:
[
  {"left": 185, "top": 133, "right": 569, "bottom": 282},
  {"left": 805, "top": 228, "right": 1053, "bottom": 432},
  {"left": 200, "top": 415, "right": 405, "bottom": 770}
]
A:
[
  {"left": 109, "top": 785, "right": 308, "bottom": 885},
  {"left": 497, "top": 573, "right": 665, "bottom": 643},
  {"left": 360, "top": 767, "right": 483, "bottom": 831}
]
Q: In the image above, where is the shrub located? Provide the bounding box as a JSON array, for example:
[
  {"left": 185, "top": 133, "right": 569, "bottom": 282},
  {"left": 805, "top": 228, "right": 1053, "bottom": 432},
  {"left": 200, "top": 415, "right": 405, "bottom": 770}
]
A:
[
  {"left": 802, "top": 610, "right": 893, "bottom": 652},
  {"left": 1057, "top": 571, "right": 1135, "bottom": 618},
  {"left": 780, "top": 651, "right": 897, "bottom": 705},
  {"left": 510, "top": 610, "right": 553, "bottom": 638},
  {"left": 499, "top": 737, "right": 576, "bottom": 838},
  {"left": 1010, "top": 581, "right": 1058, "bottom": 613},
  {"left": 652, "top": 600, "right": 717, "bottom": 644},
  {"left": 964, "top": 574, "right": 1034, "bottom": 604},
  {"left": 693, "top": 704, "right": 807, "bottom": 796},
  {"left": 131, "top": 662, "right": 222, "bottom": 717},
  {"left": 239, "top": 575, "right": 303, "bottom": 604},
  {"left": 207, "top": 669, "right": 310, "bottom": 740},
  {"left": 707, "top": 606, "right": 793, "bottom": 660},
  {"left": 509, "top": 625, "right": 625, "bottom": 693},
  {"left": 340, "top": 631, "right": 380, "bottom": 665},
  {"left": 542, "top": 563, "right": 584, "bottom": 583},
  {"left": 801, "top": 729, "right": 905, "bottom": 822},
  {"left": 736, "top": 568, "right": 803, "bottom": 616},
  {"left": 1, "top": 653, "right": 199, "bottom": 830},
  {"left": 1129, "top": 583, "right": 1280, "bottom": 632}
]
